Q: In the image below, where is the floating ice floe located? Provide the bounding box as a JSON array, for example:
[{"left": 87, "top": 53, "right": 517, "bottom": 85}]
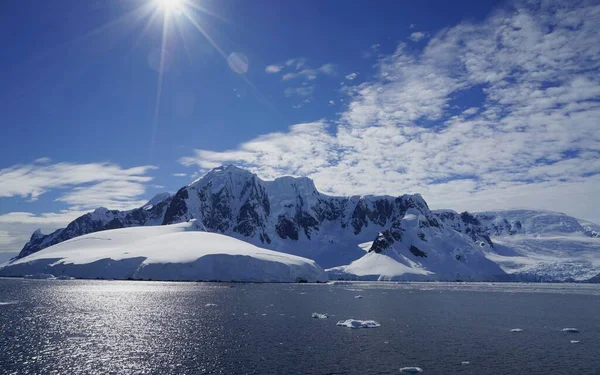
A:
[
  {"left": 510, "top": 328, "right": 523, "bottom": 332},
  {"left": 56, "top": 275, "right": 75, "bottom": 280},
  {"left": 330, "top": 281, "right": 353, "bottom": 285},
  {"left": 312, "top": 313, "right": 328, "bottom": 319},
  {"left": 562, "top": 328, "right": 579, "bottom": 333},
  {"left": 461, "top": 361, "right": 470, "bottom": 365},
  {"left": 571, "top": 340, "right": 580, "bottom": 344},
  {"left": 24, "top": 273, "right": 56, "bottom": 280},
  {"left": 336, "top": 319, "right": 380, "bottom": 328},
  {"left": 205, "top": 303, "right": 217, "bottom": 307},
  {"left": 355, "top": 295, "right": 364, "bottom": 299},
  {"left": 399, "top": 367, "right": 423, "bottom": 373}
]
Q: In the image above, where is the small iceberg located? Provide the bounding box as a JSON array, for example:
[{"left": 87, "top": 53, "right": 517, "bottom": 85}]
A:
[
  {"left": 510, "top": 328, "right": 523, "bottom": 332},
  {"left": 399, "top": 367, "right": 423, "bottom": 373},
  {"left": 461, "top": 361, "right": 470, "bottom": 365},
  {"left": 205, "top": 303, "right": 217, "bottom": 307},
  {"left": 571, "top": 340, "right": 580, "bottom": 344},
  {"left": 354, "top": 295, "right": 364, "bottom": 299},
  {"left": 336, "top": 319, "right": 380, "bottom": 329},
  {"left": 24, "top": 273, "right": 56, "bottom": 280},
  {"left": 56, "top": 275, "right": 75, "bottom": 280},
  {"left": 562, "top": 328, "right": 579, "bottom": 333},
  {"left": 312, "top": 313, "right": 328, "bottom": 319},
  {"left": 330, "top": 281, "right": 352, "bottom": 285}
]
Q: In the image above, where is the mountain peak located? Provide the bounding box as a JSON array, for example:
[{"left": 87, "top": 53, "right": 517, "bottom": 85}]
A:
[{"left": 30, "top": 229, "right": 44, "bottom": 241}]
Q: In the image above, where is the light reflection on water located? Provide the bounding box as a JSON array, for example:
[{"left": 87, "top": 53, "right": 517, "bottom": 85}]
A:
[{"left": 1, "top": 279, "right": 600, "bottom": 374}]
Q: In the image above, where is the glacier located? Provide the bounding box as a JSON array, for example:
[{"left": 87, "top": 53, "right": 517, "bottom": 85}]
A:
[{"left": 0, "top": 221, "right": 327, "bottom": 282}]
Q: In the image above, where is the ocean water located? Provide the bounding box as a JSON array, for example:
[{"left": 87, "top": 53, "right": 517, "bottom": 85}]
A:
[{"left": 1, "top": 279, "right": 599, "bottom": 375}]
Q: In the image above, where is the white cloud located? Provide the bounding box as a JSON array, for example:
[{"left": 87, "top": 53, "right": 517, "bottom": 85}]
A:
[
  {"left": 172, "top": 173, "right": 187, "bottom": 177},
  {"left": 179, "top": 1, "right": 600, "bottom": 223},
  {"left": 409, "top": 24, "right": 415, "bottom": 29},
  {"left": 265, "top": 64, "right": 283, "bottom": 73},
  {"left": 282, "top": 63, "right": 336, "bottom": 81},
  {"left": 345, "top": 72, "right": 358, "bottom": 80},
  {"left": 409, "top": 31, "right": 428, "bottom": 42},
  {"left": 328, "top": 100, "right": 336, "bottom": 106},
  {"left": 33, "top": 157, "right": 51, "bottom": 164},
  {"left": 0, "top": 161, "right": 156, "bottom": 203}
]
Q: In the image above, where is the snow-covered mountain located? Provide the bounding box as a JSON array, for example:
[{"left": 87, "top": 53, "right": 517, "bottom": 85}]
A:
[
  {"left": 1, "top": 221, "right": 326, "bottom": 282},
  {"left": 11, "top": 165, "right": 600, "bottom": 282}
]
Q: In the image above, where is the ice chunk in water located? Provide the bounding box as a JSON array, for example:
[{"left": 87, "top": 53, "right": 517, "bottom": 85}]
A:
[
  {"left": 354, "top": 295, "right": 364, "bottom": 299},
  {"left": 312, "top": 313, "right": 328, "bottom": 319},
  {"left": 24, "top": 273, "right": 55, "bottom": 279},
  {"left": 510, "top": 328, "right": 523, "bottom": 332},
  {"left": 571, "top": 340, "right": 580, "bottom": 344},
  {"left": 336, "top": 319, "right": 380, "bottom": 328},
  {"left": 562, "top": 328, "right": 579, "bottom": 333},
  {"left": 400, "top": 367, "right": 423, "bottom": 373},
  {"left": 461, "top": 361, "right": 470, "bottom": 365},
  {"left": 205, "top": 303, "right": 217, "bottom": 307},
  {"left": 56, "top": 275, "right": 75, "bottom": 280}
]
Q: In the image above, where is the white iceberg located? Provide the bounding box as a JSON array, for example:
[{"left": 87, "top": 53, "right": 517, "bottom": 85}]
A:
[
  {"left": 510, "top": 328, "right": 523, "bottom": 332},
  {"left": 205, "top": 303, "right": 217, "bottom": 307},
  {"left": 0, "top": 221, "right": 327, "bottom": 283},
  {"left": 354, "top": 295, "right": 364, "bottom": 299},
  {"left": 562, "top": 328, "right": 579, "bottom": 333},
  {"left": 571, "top": 340, "right": 580, "bottom": 344},
  {"left": 336, "top": 319, "right": 381, "bottom": 328},
  {"left": 56, "top": 275, "right": 75, "bottom": 280},
  {"left": 23, "top": 273, "right": 56, "bottom": 279},
  {"left": 461, "top": 361, "right": 470, "bottom": 365},
  {"left": 312, "top": 313, "right": 328, "bottom": 319},
  {"left": 399, "top": 367, "right": 423, "bottom": 373}
]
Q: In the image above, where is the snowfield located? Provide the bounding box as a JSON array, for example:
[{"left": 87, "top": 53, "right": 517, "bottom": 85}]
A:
[{"left": 0, "top": 221, "right": 327, "bottom": 282}]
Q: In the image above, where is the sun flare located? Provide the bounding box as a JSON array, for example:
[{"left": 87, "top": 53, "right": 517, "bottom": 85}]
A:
[{"left": 156, "top": 0, "right": 184, "bottom": 13}]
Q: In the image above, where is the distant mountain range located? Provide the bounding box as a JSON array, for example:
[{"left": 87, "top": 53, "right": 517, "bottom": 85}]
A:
[{"left": 11, "top": 165, "right": 600, "bottom": 282}]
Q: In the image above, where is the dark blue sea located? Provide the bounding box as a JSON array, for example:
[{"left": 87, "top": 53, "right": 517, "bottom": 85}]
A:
[{"left": 1, "top": 279, "right": 599, "bottom": 374}]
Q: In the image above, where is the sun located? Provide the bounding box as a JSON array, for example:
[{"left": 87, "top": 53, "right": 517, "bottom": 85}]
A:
[{"left": 156, "top": 0, "right": 184, "bottom": 13}]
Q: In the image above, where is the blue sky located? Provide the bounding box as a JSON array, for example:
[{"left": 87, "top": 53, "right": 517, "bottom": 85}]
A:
[{"left": 1, "top": 0, "right": 599, "bottom": 255}]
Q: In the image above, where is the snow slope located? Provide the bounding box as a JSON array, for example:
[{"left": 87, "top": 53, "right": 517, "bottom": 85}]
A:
[
  {"left": 0, "top": 221, "right": 326, "bottom": 282},
  {"left": 327, "top": 209, "right": 505, "bottom": 281}
]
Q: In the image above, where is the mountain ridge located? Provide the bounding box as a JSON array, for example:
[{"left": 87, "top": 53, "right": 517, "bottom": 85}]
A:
[{"left": 13, "top": 165, "right": 600, "bottom": 281}]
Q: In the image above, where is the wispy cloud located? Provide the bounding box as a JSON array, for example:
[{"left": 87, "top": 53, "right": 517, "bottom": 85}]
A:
[
  {"left": 172, "top": 173, "right": 187, "bottom": 177},
  {"left": 265, "top": 64, "right": 283, "bottom": 73},
  {"left": 409, "top": 31, "right": 428, "bottom": 42},
  {"left": 282, "top": 63, "right": 336, "bottom": 81},
  {"left": 345, "top": 72, "right": 358, "bottom": 80},
  {"left": 0, "top": 161, "right": 156, "bottom": 205},
  {"left": 180, "top": 0, "right": 600, "bottom": 223}
]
